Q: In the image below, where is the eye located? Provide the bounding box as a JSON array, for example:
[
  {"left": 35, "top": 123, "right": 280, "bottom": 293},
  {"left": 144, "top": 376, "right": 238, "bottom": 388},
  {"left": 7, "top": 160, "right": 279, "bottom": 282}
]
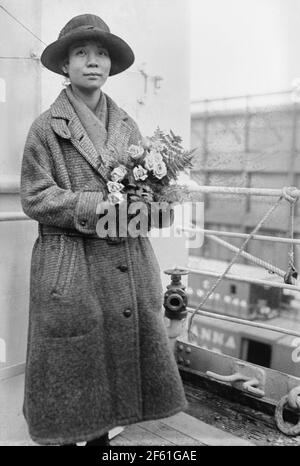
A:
[
  {"left": 98, "top": 48, "right": 109, "bottom": 57},
  {"left": 76, "top": 48, "right": 86, "bottom": 56}
]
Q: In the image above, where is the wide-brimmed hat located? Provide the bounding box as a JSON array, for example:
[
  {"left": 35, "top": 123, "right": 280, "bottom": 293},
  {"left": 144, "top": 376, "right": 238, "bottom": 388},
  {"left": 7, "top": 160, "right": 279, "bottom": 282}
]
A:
[{"left": 40, "top": 14, "right": 135, "bottom": 76}]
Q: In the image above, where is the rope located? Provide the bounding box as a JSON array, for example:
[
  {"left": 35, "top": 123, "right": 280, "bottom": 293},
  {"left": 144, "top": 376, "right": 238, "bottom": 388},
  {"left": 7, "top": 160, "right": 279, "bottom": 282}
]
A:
[
  {"left": 287, "top": 386, "right": 300, "bottom": 411},
  {"left": 206, "top": 234, "right": 287, "bottom": 279},
  {"left": 275, "top": 387, "right": 300, "bottom": 436},
  {"left": 290, "top": 201, "right": 295, "bottom": 266},
  {"left": 187, "top": 195, "right": 284, "bottom": 339},
  {"left": 283, "top": 187, "right": 298, "bottom": 285},
  {"left": 0, "top": 4, "right": 47, "bottom": 45}
]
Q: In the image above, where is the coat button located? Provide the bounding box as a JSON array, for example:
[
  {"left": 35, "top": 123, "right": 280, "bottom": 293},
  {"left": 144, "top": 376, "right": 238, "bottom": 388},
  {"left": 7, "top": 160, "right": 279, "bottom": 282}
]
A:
[
  {"left": 123, "top": 308, "right": 132, "bottom": 318},
  {"left": 117, "top": 265, "right": 128, "bottom": 272},
  {"left": 80, "top": 219, "right": 87, "bottom": 226}
]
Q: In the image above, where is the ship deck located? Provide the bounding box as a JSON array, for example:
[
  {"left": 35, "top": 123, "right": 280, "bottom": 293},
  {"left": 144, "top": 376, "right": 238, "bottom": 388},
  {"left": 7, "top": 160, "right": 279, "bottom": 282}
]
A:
[{"left": 1, "top": 373, "right": 300, "bottom": 446}]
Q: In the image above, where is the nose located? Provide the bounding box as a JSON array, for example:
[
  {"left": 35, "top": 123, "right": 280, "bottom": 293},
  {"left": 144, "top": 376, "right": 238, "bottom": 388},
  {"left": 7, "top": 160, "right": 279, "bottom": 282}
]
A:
[{"left": 86, "top": 51, "right": 99, "bottom": 67}]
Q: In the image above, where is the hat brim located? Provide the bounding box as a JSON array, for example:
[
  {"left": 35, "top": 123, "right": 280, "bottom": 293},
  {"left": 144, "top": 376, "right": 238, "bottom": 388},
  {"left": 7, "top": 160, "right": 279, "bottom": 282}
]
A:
[{"left": 40, "top": 29, "right": 135, "bottom": 76}]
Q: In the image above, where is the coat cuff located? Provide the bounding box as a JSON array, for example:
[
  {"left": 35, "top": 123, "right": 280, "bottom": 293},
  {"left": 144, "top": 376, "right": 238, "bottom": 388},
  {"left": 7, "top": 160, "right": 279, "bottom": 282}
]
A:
[{"left": 75, "top": 191, "right": 104, "bottom": 234}]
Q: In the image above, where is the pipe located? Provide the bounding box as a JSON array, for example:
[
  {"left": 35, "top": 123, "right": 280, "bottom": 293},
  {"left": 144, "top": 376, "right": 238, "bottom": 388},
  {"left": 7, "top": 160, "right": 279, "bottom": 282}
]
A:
[
  {"left": 0, "top": 212, "right": 29, "bottom": 221},
  {"left": 181, "top": 227, "right": 300, "bottom": 245},
  {"left": 184, "top": 266, "right": 300, "bottom": 292},
  {"left": 187, "top": 307, "right": 300, "bottom": 339},
  {"left": 186, "top": 185, "right": 300, "bottom": 198}
]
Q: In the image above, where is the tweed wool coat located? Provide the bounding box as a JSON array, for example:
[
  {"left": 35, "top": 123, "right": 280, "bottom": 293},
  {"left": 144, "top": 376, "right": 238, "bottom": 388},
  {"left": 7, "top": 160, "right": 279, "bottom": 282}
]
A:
[{"left": 20, "top": 88, "right": 188, "bottom": 445}]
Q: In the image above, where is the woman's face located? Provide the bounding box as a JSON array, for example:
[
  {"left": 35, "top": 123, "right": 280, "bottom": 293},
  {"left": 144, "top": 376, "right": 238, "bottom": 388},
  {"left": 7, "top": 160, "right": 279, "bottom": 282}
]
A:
[{"left": 63, "top": 40, "right": 111, "bottom": 91}]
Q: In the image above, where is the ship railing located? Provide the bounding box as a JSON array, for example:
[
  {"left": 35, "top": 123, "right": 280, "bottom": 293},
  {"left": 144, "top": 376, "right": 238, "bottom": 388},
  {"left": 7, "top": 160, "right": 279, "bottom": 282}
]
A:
[
  {"left": 192, "top": 88, "right": 293, "bottom": 104},
  {"left": 190, "top": 87, "right": 298, "bottom": 114},
  {"left": 173, "top": 183, "right": 300, "bottom": 435},
  {"left": 175, "top": 183, "right": 300, "bottom": 335}
]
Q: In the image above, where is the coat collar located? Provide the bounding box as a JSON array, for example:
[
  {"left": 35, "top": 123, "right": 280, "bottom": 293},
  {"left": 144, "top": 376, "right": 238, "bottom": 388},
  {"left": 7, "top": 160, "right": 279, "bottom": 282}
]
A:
[{"left": 50, "top": 88, "right": 132, "bottom": 182}]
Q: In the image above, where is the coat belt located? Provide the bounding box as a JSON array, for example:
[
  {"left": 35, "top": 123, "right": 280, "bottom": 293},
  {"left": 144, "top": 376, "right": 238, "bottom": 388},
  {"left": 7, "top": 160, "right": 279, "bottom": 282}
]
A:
[{"left": 38, "top": 224, "right": 125, "bottom": 244}]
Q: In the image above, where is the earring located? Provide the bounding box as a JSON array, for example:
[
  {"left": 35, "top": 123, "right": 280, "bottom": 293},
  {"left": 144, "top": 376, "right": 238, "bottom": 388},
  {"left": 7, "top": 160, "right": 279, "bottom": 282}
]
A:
[
  {"left": 62, "top": 76, "right": 70, "bottom": 87},
  {"left": 62, "top": 71, "right": 70, "bottom": 87}
]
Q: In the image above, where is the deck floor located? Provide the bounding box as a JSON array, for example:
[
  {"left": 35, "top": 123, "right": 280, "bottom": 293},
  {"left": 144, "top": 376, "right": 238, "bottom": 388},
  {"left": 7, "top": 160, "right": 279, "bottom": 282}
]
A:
[{"left": 0, "top": 373, "right": 252, "bottom": 446}]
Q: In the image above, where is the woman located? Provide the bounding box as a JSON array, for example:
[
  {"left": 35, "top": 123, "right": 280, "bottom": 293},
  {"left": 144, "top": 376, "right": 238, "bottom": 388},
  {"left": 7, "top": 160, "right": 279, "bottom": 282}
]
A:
[{"left": 20, "top": 14, "right": 187, "bottom": 446}]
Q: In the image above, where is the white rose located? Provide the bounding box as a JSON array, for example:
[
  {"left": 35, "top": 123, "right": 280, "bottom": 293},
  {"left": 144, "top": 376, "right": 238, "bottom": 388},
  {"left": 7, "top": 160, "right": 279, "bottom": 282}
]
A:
[
  {"left": 149, "top": 150, "right": 163, "bottom": 162},
  {"left": 133, "top": 165, "right": 148, "bottom": 181},
  {"left": 144, "top": 154, "right": 156, "bottom": 171},
  {"left": 107, "top": 192, "right": 124, "bottom": 205},
  {"left": 127, "top": 144, "right": 144, "bottom": 159},
  {"left": 107, "top": 181, "right": 124, "bottom": 193},
  {"left": 153, "top": 161, "right": 167, "bottom": 179},
  {"left": 111, "top": 165, "right": 127, "bottom": 182},
  {"left": 144, "top": 151, "right": 163, "bottom": 171}
]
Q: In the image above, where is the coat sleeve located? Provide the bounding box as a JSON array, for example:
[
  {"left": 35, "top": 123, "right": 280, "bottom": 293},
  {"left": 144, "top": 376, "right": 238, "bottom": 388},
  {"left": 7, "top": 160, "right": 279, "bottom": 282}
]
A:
[{"left": 20, "top": 120, "right": 103, "bottom": 234}]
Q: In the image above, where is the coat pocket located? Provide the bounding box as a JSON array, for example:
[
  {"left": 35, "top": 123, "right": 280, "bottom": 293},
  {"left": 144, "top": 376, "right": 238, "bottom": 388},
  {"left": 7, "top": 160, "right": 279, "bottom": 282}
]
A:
[
  {"left": 26, "top": 322, "right": 111, "bottom": 437},
  {"left": 51, "top": 235, "right": 78, "bottom": 297}
]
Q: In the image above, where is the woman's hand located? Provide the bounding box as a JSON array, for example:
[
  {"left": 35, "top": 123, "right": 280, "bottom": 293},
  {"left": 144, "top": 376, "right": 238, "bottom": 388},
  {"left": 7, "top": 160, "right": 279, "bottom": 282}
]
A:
[
  {"left": 127, "top": 193, "right": 174, "bottom": 232},
  {"left": 96, "top": 200, "right": 122, "bottom": 239},
  {"left": 149, "top": 202, "right": 174, "bottom": 229}
]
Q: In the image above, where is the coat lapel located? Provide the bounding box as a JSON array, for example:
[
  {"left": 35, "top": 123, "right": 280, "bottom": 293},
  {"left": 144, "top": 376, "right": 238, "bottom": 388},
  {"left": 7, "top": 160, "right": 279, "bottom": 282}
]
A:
[
  {"left": 50, "top": 89, "right": 132, "bottom": 182},
  {"left": 104, "top": 93, "right": 133, "bottom": 162}
]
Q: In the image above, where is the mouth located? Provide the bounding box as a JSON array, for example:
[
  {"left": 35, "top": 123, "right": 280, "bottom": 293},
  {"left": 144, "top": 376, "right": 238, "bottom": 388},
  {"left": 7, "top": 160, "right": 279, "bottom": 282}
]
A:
[{"left": 84, "top": 73, "right": 103, "bottom": 77}]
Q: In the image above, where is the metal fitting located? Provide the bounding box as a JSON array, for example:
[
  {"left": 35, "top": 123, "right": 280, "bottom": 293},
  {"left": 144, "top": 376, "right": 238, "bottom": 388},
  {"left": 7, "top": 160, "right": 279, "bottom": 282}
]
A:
[{"left": 163, "top": 268, "right": 189, "bottom": 320}]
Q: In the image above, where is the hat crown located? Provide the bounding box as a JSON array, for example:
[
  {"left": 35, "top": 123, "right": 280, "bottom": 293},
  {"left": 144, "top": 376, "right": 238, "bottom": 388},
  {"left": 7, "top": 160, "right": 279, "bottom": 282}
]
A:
[{"left": 59, "top": 14, "right": 110, "bottom": 39}]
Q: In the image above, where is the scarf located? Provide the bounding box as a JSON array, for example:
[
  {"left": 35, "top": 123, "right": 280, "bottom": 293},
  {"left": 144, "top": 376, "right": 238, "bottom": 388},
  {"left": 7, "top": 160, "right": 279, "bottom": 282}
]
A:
[{"left": 65, "top": 84, "right": 110, "bottom": 165}]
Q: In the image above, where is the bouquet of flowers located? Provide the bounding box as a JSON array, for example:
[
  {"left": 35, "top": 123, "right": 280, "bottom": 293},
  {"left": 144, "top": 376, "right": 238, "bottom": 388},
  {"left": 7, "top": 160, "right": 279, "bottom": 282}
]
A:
[{"left": 105, "top": 127, "right": 195, "bottom": 206}]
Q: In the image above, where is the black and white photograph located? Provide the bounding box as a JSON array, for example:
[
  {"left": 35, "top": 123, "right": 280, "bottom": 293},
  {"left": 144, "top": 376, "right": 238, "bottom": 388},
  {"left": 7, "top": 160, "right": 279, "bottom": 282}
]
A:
[{"left": 0, "top": 0, "right": 300, "bottom": 450}]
